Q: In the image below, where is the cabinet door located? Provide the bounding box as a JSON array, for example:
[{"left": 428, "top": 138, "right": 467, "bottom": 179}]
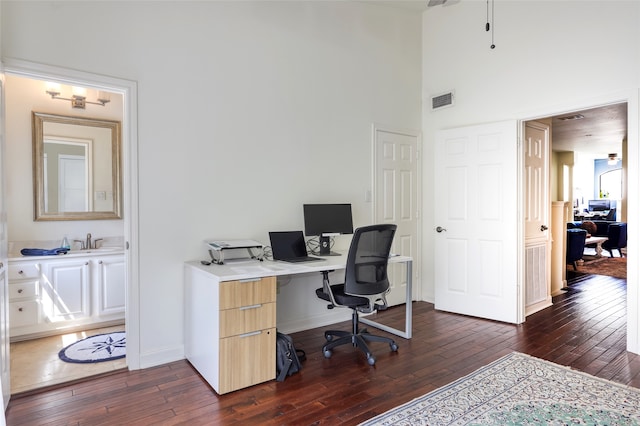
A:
[
  {"left": 44, "top": 260, "right": 90, "bottom": 321},
  {"left": 96, "top": 256, "right": 125, "bottom": 316}
]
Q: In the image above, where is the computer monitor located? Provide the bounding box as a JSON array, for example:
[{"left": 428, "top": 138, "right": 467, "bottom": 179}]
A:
[
  {"left": 303, "top": 203, "right": 354, "bottom": 256},
  {"left": 588, "top": 199, "right": 610, "bottom": 212}
]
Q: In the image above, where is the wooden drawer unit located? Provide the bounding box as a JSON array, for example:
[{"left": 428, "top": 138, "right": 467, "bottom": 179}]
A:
[
  {"left": 184, "top": 267, "right": 278, "bottom": 395},
  {"left": 219, "top": 327, "right": 276, "bottom": 394},
  {"left": 219, "top": 276, "right": 276, "bottom": 393}
]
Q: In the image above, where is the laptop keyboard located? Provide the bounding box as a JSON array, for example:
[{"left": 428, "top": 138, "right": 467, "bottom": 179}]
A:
[{"left": 283, "top": 256, "right": 323, "bottom": 263}]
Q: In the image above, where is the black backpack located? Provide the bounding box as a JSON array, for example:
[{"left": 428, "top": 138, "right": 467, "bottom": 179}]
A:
[{"left": 275, "top": 331, "right": 306, "bottom": 381}]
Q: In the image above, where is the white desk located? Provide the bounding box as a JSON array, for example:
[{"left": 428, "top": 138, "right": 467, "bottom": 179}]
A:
[
  {"left": 186, "top": 253, "right": 413, "bottom": 338},
  {"left": 184, "top": 254, "right": 413, "bottom": 394}
]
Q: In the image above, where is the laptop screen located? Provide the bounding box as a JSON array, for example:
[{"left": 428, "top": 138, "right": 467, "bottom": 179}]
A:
[{"left": 269, "top": 231, "right": 308, "bottom": 260}]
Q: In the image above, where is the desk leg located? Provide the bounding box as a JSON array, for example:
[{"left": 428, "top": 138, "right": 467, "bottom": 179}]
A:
[{"left": 360, "top": 260, "right": 412, "bottom": 339}]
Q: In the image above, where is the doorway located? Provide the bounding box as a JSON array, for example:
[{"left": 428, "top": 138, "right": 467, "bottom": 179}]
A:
[
  {"left": 372, "top": 125, "right": 421, "bottom": 306},
  {"left": 532, "top": 102, "right": 628, "bottom": 316},
  {"left": 2, "top": 63, "right": 138, "bottom": 395}
]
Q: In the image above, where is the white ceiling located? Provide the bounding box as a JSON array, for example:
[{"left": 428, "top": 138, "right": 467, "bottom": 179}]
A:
[
  {"left": 550, "top": 103, "right": 628, "bottom": 157},
  {"left": 373, "top": 0, "right": 460, "bottom": 10},
  {"left": 368, "top": 1, "right": 628, "bottom": 158},
  {"left": 365, "top": 0, "right": 442, "bottom": 12}
]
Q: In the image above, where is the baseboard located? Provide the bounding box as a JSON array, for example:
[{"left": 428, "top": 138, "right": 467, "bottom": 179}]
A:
[
  {"left": 525, "top": 298, "right": 552, "bottom": 317},
  {"left": 277, "top": 310, "right": 351, "bottom": 335},
  {"left": 138, "top": 345, "right": 185, "bottom": 369}
]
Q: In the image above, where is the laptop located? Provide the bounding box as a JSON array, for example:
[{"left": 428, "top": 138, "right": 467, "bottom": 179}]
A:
[{"left": 269, "top": 231, "right": 323, "bottom": 263}]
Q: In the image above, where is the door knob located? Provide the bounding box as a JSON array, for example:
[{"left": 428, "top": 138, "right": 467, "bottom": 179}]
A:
[
  {"left": 436, "top": 226, "right": 447, "bottom": 233},
  {"left": 540, "top": 225, "right": 548, "bottom": 231}
]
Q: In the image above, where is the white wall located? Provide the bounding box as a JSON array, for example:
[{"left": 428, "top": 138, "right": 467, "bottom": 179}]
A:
[
  {"left": 421, "top": 0, "right": 640, "bottom": 349},
  {"left": 5, "top": 75, "right": 124, "bottom": 248},
  {"left": 1, "top": 2, "right": 422, "bottom": 366}
]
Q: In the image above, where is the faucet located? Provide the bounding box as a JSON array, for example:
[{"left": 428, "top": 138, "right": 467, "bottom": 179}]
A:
[{"left": 73, "top": 233, "right": 103, "bottom": 250}]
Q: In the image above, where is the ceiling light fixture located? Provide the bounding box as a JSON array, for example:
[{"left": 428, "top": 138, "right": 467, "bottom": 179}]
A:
[
  {"left": 608, "top": 153, "right": 619, "bottom": 165},
  {"left": 45, "top": 84, "right": 110, "bottom": 109}
]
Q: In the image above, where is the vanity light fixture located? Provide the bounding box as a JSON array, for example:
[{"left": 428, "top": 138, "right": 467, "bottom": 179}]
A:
[
  {"left": 45, "top": 86, "right": 110, "bottom": 109},
  {"left": 608, "top": 153, "right": 619, "bottom": 165}
]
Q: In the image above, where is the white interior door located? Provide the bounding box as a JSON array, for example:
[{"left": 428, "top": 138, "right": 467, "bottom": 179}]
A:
[
  {"left": 434, "top": 120, "right": 522, "bottom": 324},
  {"left": 373, "top": 127, "right": 420, "bottom": 306},
  {"left": 524, "top": 121, "right": 551, "bottom": 315},
  {"left": 58, "top": 154, "right": 87, "bottom": 212}
]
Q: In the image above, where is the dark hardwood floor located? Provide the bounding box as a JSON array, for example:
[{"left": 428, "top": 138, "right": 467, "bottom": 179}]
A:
[{"left": 6, "top": 273, "right": 640, "bottom": 425}]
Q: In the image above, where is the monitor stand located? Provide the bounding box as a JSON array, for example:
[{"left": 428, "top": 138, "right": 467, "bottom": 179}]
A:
[{"left": 319, "top": 235, "right": 341, "bottom": 256}]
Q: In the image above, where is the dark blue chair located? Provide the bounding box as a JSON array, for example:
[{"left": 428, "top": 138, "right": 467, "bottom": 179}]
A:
[
  {"left": 567, "top": 228, "right": 587, "bottom": 270},
  {"left": 602, "top": 223, "right": 627, "bottom": 257}
]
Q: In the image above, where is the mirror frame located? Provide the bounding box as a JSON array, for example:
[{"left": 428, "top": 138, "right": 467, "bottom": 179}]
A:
[{"left": 32, "top": 111, "right": 123, "bottom": 221}]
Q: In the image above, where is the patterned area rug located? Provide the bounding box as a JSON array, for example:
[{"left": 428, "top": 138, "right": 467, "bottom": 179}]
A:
[
  {"left": 360, "top": 352, "right": 640, "bottom": 425},
  {"left": 569, "top": 256, "right": 627, "bottom": 279},
  {"left": 58, "top": 331, "right": 126, "bottom": 364}
]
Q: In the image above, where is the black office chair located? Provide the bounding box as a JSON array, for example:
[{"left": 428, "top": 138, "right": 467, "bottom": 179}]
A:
[{"left": 315, "top": 224, "right": 399, "bottom": 366}]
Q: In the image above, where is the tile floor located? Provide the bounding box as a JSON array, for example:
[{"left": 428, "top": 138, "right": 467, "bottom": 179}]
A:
[{"left": 10, "top": 324, "right": 127, "bottom": 394}]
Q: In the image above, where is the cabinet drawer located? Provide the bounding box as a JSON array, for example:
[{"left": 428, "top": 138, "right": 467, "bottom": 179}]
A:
[
  {"left": 9, "top": 263, "right": 40, "bottom": 280},
  {"left": 9, "top": 281, "right": 39, "bottom": 301},
  {"left": 219, "top": 276, "right": 276, "bottom": 310},
  {"left": 220, "top": 302, "right": 276, "bottom": 338},
  {"left": 219, "top": 327, "right": 276, "bottom": 393},
  {"left": 10, "top": 301, "right": 39, "bottom": 328}
]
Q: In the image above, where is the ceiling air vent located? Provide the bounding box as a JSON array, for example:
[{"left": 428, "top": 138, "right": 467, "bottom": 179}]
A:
[{"left": 431, "top": 91, "right": 454, "bottom": 111}]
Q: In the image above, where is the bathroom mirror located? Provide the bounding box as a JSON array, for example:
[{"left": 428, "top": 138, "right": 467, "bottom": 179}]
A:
[{"left": 32, "top": 112, "right": 122, "bottom": 221}]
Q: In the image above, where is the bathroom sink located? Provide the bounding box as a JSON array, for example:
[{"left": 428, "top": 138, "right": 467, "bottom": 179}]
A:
[{"left": 70, "top": 247, "right": 123, "bottom": 254}]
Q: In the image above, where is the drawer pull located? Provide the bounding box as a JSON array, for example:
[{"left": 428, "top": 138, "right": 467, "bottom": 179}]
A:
[
  {"left": 239, "top": 278, "right": 261, "bottom": 283},
  {"left": 239, "top": 330, "right": 262, "bottom": 338},
  {"left": 18, "top": 307, "right": 23, "bottom": 312},
  {"left": 19, "top": 270, "right": 24, "bottom": 275},
  {"left": 240, "top": 304, "right": 262, "bottom": 311},
  {"left": 17, "top": 289, "right": 23, "bottom": 294}
]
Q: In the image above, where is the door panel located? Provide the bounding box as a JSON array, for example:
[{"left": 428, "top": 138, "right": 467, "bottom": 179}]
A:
[
  {"left": 524, "top": 121, "right": 551, "bottom": 314},
  {"left": 59, "top": 155, "right": 87, "bottom": 212},
  {"left": 434, "top": 120, "right": 521, "bottom": 324},
  {"left": 374, "top": 128, "right": 419, "bottom": 306},
  {"left": 524, "top": 121, "right": 550, "bottom": 241}
]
